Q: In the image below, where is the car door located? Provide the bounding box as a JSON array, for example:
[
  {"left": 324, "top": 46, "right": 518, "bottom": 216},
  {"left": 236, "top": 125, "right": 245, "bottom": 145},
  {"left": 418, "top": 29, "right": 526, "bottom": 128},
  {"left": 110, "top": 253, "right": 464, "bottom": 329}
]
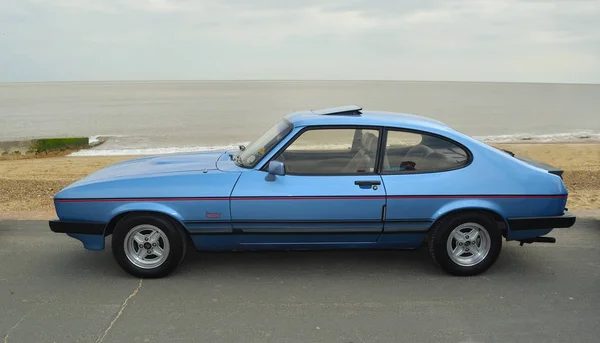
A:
[
  {"left": 230, "top": 126, "right": 386, "bottom": 246},
  {"left": 379, "top": 128, "right": 472, "bottom": 234}
]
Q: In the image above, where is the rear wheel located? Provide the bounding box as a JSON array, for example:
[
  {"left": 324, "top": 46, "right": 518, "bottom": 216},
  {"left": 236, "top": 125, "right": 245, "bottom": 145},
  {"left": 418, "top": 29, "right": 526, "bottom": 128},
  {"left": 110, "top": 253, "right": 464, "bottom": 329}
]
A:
[
  {"left": 428, "top": 212, "right": 502, "bottom": 276},
  {"left": 112, "top": 214, "right": 187, "bottom": 278}
]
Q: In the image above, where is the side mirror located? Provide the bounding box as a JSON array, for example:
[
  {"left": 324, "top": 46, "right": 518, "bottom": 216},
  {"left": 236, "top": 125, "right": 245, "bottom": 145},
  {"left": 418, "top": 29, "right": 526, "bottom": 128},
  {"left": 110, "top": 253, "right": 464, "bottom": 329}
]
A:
[{"left": 265, "top": 160, "right": 285, "bottom": 181}]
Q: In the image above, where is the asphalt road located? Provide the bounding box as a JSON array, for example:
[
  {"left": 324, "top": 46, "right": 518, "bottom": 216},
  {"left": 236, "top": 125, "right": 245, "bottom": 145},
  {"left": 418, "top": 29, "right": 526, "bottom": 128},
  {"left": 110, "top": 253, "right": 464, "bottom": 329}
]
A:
[{"left": 1, "top": 218, "right": 599, "bottom": 343}]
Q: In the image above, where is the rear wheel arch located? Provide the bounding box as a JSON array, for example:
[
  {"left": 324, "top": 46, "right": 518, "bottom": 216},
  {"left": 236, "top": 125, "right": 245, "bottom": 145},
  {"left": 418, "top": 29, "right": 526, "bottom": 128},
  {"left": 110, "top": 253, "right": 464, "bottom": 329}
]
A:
[{"left": 430, "top": 208, "right": 507, "bottom": 235}]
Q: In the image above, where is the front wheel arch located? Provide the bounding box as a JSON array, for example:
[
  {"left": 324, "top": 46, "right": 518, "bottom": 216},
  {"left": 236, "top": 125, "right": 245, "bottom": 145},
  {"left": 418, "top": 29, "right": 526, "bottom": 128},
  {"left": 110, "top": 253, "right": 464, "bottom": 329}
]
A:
[{"left": 104, "top": 211, "right": 192, "bottom": 244}]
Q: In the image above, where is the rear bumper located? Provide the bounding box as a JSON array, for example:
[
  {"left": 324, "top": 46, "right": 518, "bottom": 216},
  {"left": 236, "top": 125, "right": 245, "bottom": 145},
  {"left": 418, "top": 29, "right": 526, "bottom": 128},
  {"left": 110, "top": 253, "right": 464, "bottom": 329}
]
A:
[
  {"left": 507, "top": 211, "right": 576, "bottom": 231},
  {"left": 49, "top": 219, "right": 106, "bottom": 235}
]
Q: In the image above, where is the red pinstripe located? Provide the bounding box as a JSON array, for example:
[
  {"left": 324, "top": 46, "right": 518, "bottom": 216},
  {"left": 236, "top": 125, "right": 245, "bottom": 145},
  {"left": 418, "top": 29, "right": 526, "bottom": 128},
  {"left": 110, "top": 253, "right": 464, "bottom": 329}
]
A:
[{"left": 55, "top": 194, "right": 567, "bottom": 203}]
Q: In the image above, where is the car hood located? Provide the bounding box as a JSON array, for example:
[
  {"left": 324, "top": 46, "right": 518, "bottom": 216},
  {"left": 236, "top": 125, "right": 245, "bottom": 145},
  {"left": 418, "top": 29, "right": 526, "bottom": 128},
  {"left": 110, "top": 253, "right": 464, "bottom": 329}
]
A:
[{"left": 72, "top": 150, "right": 227, "bottom": 185}]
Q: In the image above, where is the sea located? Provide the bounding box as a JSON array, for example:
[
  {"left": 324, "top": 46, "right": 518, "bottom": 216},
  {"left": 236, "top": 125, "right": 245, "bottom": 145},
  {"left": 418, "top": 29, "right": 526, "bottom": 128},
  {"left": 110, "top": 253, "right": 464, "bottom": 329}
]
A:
[{"left": 1, "top": 81, "right": 599, "bottom": 156}]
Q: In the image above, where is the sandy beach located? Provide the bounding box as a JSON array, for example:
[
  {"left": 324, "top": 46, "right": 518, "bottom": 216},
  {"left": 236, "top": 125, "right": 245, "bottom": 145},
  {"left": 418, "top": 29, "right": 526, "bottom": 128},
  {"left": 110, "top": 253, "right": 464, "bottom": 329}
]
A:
[{"left": 1, "top": 143, "right": 598, "bottom": 220}]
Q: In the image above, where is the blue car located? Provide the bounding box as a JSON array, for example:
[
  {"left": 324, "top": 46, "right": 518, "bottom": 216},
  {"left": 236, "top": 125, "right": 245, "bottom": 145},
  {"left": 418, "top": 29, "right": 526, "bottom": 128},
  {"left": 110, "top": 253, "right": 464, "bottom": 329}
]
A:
[{"left": 49, "top": 105, "right": 576, "bottom": 278}]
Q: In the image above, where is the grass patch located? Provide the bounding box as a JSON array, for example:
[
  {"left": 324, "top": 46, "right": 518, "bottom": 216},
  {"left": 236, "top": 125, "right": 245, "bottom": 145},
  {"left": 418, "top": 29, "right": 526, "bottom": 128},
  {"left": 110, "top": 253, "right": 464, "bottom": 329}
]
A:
[{"left": 30, "top": 137, "right": 89, "bottom": 153}]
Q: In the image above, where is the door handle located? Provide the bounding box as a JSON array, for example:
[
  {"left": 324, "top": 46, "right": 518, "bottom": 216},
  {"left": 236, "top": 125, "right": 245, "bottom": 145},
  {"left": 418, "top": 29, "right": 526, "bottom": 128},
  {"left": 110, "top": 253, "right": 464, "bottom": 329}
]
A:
[{"left": 354, "top": 180, "right": 381, "bottom": 186}]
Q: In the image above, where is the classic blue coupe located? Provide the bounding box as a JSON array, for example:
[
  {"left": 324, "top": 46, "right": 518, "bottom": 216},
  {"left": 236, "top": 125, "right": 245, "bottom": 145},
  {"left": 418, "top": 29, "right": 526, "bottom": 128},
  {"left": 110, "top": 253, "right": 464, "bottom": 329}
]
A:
[{"left": 49, "top": 105, "right": 576, "bottom": 278}]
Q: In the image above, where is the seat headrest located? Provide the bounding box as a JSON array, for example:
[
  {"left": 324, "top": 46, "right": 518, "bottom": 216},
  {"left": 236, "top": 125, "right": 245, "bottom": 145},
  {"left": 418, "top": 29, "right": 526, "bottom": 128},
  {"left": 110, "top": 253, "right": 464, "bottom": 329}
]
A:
[
  {"left": 360, "top": 132, "right": 379, "bottom": 156},
  {"left": 367, "top": 134, "right": 378, "bottom": 152},
  {"left": 361, "top": 132, "right": 377, "bottom": 149}
]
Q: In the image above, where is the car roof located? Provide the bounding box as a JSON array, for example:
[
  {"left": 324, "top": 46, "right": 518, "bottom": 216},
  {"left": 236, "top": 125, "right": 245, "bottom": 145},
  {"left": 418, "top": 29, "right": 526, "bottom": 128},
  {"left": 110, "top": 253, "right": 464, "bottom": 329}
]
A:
[{"left": 284, "top": 105, "right": 450, "bottom": 133}]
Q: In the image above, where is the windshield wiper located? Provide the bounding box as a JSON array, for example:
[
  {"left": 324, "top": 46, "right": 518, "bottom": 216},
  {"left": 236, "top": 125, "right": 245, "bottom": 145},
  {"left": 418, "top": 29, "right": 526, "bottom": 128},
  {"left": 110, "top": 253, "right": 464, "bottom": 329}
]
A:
[
  {"left": 234, "top": 153, "right": 245, "bottom": 167},
  {"left": 229, "top": 145, "right": 245, "bottom": 160}
]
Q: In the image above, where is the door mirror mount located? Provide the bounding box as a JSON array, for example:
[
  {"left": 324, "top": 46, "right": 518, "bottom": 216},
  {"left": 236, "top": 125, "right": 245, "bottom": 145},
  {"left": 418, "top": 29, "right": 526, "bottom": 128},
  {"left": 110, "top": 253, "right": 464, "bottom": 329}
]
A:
[{"left": 265, "top": 160, "right": 285, "bottom": 181}]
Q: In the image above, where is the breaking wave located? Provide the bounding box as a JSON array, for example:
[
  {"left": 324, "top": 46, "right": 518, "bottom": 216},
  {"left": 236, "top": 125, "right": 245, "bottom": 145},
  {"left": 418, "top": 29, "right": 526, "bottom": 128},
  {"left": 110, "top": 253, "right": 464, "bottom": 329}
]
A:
[
  {"left": 69, "top": 131, "right": 600, "bottom": 157},
  {"left": 70, "top": 144, "right": 247, "bottom": 157},
  {"left": 473, "top": 131, "right": 600, "bottom": 143}
]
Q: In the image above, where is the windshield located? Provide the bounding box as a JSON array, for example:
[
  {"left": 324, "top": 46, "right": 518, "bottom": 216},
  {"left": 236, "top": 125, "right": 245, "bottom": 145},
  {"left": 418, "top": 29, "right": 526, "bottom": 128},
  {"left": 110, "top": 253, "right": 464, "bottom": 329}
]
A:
[{"left": 234, "top": 120, "right": 293, "bottom": 168}]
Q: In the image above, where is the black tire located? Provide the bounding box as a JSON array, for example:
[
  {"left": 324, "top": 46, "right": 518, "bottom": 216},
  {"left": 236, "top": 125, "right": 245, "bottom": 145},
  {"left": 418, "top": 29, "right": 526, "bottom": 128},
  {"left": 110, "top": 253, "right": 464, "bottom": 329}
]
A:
[
  {"left": 428, "top": 211, "right": 502, "bottom": 276},
  {"left": 111, "top": 213, "right": 187, "bottom": 278}
]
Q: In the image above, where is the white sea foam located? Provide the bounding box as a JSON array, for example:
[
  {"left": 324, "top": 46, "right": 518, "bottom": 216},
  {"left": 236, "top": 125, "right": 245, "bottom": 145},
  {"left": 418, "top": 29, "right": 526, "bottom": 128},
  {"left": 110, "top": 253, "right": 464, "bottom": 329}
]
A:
[
  {"left": 88, "top": 135, "right": 101, "bottom": 145},
  {"left": 70, "top": 146, "right": 239, "bottom": 156},
  {"left": 68, "top": 131, "right": 600, "bottom": 157},
  {"left": 88, "top": 135, "right": 106, "bottom": 147},
  {"left": 474, "top": 131, "right": 600, "bottom": 143},
  {"left": 69, "top": 141, "right": 248, "bottom": 156}
]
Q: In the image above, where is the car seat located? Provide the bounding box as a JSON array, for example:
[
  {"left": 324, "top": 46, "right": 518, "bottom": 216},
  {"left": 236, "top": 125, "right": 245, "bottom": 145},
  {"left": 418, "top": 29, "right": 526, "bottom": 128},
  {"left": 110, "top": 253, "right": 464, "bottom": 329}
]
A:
[{"left": 341, "top": 132, "right": 378, "bottom": 173}]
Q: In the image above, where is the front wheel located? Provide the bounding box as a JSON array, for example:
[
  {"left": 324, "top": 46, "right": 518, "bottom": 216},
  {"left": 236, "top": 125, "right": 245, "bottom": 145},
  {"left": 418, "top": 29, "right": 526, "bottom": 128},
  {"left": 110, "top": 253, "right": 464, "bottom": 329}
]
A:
[
  {"left": 112, "top": 214, "right": 187, "bottom": 278},
  {"left": 428, "top": 212, "right": 502, "bottom": 276}
]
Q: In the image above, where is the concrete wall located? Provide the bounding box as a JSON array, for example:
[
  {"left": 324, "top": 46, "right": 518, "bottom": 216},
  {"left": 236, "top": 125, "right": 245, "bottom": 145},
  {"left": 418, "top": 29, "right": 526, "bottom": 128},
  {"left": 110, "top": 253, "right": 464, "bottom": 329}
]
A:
[
  {"left": 0, "top": 140, "right": 35, "bottom": 155},
  {"left": 0, "top": 138, "right": 91, "bottom": 155}
]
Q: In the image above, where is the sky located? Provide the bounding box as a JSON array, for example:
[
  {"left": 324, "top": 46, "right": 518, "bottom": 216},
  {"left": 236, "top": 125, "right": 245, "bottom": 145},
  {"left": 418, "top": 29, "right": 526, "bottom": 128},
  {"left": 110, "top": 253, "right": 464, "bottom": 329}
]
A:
[{"left": 1, "top": 0, "right": 599, "bottom": 83}]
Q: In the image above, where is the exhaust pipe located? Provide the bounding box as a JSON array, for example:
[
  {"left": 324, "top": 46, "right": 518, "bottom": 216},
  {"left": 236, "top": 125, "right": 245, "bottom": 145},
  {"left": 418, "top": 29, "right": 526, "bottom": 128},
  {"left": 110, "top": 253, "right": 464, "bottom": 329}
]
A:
[{"left": 519, "top": 236, "right": 556, "bottom": 246}]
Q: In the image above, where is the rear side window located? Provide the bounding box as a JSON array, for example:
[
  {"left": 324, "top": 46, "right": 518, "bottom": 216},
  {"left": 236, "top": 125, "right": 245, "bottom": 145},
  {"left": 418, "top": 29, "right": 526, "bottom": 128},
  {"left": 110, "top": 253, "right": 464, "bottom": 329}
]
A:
[{"left": 382, "top": 130, "right": 470, "bottom": 173}]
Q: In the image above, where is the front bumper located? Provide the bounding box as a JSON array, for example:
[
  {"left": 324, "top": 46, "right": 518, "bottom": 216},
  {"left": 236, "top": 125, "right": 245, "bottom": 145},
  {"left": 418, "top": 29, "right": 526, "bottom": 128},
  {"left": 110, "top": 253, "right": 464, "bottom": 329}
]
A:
[
  {"left": 506, "top": 211, "right": 576, "bottom": 231},
  {"left": 49, "top": 219, "right": 106, "bottom": 235}
]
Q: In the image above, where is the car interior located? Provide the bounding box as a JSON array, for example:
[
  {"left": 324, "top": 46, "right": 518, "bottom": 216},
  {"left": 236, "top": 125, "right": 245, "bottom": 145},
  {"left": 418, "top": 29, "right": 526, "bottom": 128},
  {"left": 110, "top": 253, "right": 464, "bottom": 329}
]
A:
[{"left": 272, "top": 128, "right": 467, "bottom": 174}]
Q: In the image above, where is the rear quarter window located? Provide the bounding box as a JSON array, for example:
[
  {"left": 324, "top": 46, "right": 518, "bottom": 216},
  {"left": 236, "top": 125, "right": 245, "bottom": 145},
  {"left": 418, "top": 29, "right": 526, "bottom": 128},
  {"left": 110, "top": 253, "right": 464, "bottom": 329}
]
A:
[{"left": 382, "top": 129, "right": 470, "bottom": 173}]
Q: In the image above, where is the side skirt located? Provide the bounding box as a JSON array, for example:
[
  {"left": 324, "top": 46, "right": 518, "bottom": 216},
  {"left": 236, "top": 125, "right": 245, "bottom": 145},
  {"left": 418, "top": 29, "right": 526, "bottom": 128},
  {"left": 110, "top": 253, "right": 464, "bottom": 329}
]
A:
[{"left": 188, "top": 231, "right": 428, "bottom": 251}]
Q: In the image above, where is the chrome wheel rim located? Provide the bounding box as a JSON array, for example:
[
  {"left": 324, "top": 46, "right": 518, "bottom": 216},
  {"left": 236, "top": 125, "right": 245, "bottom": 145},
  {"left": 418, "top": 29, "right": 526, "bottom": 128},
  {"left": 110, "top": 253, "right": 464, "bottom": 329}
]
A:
[
  {"left": 446, "top": 222, "right": 490, "bottom": 267},
  {"left": 124, "top": 224, "right": 170, "bottom": 269}
]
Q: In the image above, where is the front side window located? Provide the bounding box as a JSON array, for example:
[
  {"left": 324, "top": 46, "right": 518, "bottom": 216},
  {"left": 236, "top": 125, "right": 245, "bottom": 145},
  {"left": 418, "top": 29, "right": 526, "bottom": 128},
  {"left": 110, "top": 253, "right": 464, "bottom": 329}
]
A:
[
  {"left": 382, "top": 130, "right": 469, "bottom": 173},
  {"left": 235, "top": 120, "right": 293, "bottom": 168},
  {"left": 274, "top": 127, "right": 380, "bottom": 174}
]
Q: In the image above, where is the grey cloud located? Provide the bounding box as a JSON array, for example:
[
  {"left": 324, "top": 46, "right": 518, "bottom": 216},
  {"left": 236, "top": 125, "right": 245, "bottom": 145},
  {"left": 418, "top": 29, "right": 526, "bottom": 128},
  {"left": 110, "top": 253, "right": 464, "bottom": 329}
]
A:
[{"left": 0, "top": 0, "right": 598, "bottom": 82}]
